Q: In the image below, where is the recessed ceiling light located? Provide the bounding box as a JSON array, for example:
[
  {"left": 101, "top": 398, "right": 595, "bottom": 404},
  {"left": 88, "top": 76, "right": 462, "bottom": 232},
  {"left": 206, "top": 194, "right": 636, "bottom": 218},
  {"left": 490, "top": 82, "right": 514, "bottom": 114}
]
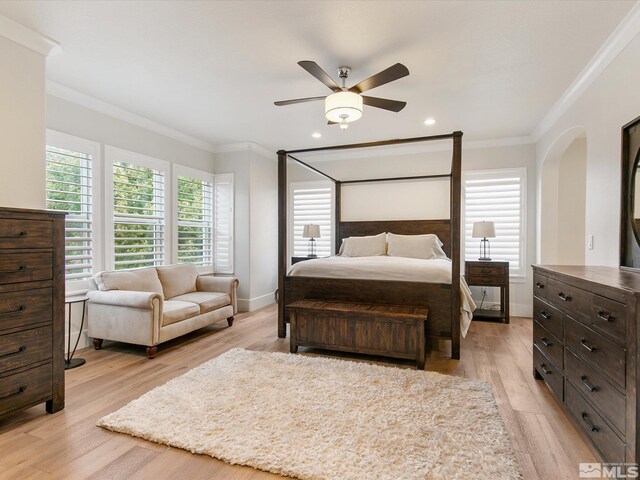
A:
[
  {"left": 312, "top": 132, "right": 322, "bottom": 138},
  {"left": 424, "top": 118, "right": 436, "bottom": 126}
]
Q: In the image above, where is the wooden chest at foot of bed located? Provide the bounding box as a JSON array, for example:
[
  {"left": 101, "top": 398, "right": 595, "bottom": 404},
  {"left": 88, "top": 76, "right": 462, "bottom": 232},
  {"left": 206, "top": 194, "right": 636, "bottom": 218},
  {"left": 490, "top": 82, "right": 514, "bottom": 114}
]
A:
[{"left": 287, "top": 300, "right": 429, "bottom": 369}]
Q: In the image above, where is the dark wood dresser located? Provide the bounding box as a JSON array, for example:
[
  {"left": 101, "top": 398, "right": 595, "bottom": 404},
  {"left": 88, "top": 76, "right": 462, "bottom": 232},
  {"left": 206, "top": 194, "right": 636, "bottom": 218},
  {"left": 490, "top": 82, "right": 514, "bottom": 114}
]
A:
[
  {"left": 0, "top": 207, "right": 65, "bottom": 418},
  {"left": 532, "top": 265, "right": 640, "bottom": 464}
]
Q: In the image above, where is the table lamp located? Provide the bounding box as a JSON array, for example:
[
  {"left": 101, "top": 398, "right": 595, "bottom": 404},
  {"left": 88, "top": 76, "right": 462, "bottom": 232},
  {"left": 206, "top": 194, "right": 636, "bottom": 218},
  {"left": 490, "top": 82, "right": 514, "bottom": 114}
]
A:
[
  {"left": 303, "top": 224, "right": 321, "bottom": 257},
  {"left": 472, "top": 221, "right": 496, "bottom": 260}
]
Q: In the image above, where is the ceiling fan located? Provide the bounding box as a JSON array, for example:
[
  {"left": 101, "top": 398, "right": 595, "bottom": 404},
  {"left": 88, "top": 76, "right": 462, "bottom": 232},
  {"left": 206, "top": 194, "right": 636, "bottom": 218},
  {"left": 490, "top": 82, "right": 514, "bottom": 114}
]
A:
[{"left": 274, "top": 61, "right": 409, "bottom": 129}]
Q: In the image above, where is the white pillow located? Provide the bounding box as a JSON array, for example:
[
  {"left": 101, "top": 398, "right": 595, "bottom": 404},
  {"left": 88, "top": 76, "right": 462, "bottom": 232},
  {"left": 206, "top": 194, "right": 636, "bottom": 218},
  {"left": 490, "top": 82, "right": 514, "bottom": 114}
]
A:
[
  {"left": 340, "top": 233, "right": 387, "bottom": 257},
  {"left": 386, "top": 233, "right": 448, "bottom": 260}
]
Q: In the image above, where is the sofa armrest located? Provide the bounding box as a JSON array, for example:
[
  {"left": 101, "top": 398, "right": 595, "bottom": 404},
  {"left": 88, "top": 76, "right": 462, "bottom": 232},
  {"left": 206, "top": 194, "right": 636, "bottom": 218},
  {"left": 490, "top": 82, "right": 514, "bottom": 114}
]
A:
[
  {"left": 197, "top": 276, "right": 239, "bottom": 314},
  {"left": 87, "top": 290, "right": 163, "bottom": 309}
]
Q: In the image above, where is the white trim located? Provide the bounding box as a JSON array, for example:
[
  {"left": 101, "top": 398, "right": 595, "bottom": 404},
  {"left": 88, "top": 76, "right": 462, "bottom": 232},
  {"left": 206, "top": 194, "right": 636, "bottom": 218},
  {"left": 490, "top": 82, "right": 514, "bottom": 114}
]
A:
[
  {"left": 0, "top": 14, "right": 61, "bottom": 56},
  {"left": 211, "top": 141, "right": 275, "bottom": 161},
  {"left": 46, "top": 81, "right": 215, "bottom": 153},
  {"left": 237, "top": 292, "right": 275, "bottom": 312},
  {"left": 214, "top": 173, "right": 235, "bottom": 274},
  {"left": 532, "top": 2, "right": 640, "bottom": 141}
]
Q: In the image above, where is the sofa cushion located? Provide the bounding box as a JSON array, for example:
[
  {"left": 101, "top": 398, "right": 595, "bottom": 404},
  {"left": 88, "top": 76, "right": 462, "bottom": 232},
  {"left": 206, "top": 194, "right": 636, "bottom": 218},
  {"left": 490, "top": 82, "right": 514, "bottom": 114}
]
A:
[
  {"left": 171, "top": 292, "right": 231, "bottom": 314},
  {"left": 162, "top": 300, "right": 200, "bottom": 326},
  {"left": 94, "top": 267, "right": 164, "bottom": 297},
  {"left": 157, "top": 264, "right": 198, "bottom": 300}
]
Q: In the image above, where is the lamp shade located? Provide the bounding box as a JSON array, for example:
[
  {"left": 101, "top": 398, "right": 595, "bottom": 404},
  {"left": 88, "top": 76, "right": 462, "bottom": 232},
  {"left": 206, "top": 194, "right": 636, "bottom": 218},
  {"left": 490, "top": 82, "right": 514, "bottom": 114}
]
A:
[
  {"left": 303, "top": 224, "right": 321, "bottom": 239},
  {"left": 325, "top": 92, "right": 363, "bottom": 123},
  {"left": 472, "top": 221, "right": 496, "bottom": 238}
]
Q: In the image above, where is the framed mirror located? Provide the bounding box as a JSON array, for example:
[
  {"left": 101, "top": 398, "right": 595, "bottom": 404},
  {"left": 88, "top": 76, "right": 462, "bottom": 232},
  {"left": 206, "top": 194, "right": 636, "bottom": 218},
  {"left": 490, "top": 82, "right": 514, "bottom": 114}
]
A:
[{"left": 620, "top": 115, "right": 640, "bottom": 270}]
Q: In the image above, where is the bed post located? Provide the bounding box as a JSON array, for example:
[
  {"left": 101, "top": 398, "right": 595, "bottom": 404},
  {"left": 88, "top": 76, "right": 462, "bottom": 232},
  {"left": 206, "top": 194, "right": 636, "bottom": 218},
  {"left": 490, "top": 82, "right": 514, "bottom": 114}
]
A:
[
  {"left": 335, "top": 181, "right": 341, "bottom": 254},
  {"left": 450, "top": 131, "right": 463, "bottom": 359},
  {"left": 278, "top": 150, "right": 287, "bottom": 338}
]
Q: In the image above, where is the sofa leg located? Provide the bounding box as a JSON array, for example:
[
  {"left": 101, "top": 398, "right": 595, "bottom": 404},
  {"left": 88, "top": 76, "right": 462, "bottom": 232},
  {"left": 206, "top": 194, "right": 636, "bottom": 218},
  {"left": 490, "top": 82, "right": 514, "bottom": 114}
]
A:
[
  {"left": 146, "top": 346, "right": 158, "bottom": 359},
  {"left": 93, "top": 338, "right": 103, "bottom": 350},
  {"left": 227, "top": 316, "right": 234, "bottom": 327}
]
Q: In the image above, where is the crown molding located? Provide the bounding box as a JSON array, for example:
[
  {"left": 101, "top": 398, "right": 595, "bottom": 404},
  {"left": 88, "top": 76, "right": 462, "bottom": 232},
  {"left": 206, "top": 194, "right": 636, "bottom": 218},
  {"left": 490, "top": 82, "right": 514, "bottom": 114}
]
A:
[
  {"left": 532, "top": 2, "right": 640, "bottom": 142},
  {"left": 0, "top": 14, "right": 61, "bottom": 56},
  {"left": 47, "top": 80, "right": 216, "bottom": 153},
  {"left": 210, "top": 141, "right": 275, "bottom": 160}
]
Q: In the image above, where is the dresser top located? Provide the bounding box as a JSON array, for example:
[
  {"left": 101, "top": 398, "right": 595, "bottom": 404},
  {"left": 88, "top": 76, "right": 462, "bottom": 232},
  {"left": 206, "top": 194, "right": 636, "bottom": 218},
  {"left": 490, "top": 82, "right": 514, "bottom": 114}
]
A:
[{"left": 534, "top": 265, "right": 640, "bottom": 294}]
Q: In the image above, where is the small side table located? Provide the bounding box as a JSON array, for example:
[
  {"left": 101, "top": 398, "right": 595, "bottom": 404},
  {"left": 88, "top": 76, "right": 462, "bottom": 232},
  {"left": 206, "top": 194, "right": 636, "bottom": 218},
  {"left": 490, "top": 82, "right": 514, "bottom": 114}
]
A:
[
  {"left": 65, "top": 295, "right": 88, "bottom": 370},
  {"left": 464, "top": 260, "right": 510, "bottom": 323},
  {"left": 291, "top": 256, "right": 327, "bottom": 265}
]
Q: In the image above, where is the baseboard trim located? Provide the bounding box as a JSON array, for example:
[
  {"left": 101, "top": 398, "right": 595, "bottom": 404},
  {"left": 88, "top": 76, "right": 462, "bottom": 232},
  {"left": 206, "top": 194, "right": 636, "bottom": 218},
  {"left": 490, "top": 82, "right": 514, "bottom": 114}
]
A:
[
  {"left": 238, "top": 292, "right": 276, "bottom": 312},
  {"left": 472, "top": 301, "right": 532, "bottom": 318}
]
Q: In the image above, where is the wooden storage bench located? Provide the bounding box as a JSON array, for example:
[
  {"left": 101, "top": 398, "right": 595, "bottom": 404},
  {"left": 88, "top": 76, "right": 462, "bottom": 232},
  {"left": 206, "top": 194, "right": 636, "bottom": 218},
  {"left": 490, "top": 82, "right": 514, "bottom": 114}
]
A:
[{"left": 287, "top": 300, "right": 429, "bottom": 369}]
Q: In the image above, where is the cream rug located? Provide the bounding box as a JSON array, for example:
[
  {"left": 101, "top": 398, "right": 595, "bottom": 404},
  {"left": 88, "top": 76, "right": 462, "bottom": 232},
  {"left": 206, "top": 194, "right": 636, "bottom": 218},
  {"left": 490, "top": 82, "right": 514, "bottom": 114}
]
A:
[{"left": 98, "top": 348, "right": 522, "bottom": 480}]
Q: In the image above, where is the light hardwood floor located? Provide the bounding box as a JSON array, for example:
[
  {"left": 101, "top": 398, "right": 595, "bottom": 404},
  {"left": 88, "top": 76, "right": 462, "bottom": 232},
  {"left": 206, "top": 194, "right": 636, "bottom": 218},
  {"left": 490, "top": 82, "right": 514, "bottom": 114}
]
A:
[{"left": 0, "top": 305, "right": 596, "bottom": 480}]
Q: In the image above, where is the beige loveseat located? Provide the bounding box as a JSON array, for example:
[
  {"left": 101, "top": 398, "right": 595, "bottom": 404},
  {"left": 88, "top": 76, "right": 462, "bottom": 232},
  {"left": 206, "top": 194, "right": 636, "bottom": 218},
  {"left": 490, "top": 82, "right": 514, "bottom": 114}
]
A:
[{"left": 87, "top": 264, "right": 239, "bottom": 358}]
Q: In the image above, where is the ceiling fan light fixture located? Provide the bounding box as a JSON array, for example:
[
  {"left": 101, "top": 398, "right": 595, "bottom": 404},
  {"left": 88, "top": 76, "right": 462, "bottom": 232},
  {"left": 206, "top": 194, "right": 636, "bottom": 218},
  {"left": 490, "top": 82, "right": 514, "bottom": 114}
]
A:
[{"left": 325, "top": 91, "right": 363, "bottom": 123}]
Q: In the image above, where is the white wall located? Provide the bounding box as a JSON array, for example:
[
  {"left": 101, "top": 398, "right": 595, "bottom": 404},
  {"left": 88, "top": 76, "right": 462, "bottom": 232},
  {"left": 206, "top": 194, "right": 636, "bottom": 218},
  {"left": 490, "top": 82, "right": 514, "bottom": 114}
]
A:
[
  {"left": 536, "top": 31, "right": 640, "bottom": 267},
  {"left": 0, "top": 36, "right": 46, "bottom": 209}
]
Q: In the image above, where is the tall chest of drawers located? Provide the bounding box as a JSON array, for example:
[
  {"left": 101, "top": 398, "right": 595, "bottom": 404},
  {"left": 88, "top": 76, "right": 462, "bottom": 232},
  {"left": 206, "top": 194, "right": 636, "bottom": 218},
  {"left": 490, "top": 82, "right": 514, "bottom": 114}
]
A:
[
  {"left": 532, "top": 265, "right": 640, "bottom": 464},
  {"left": 0, "top": 207, "right": 65, "bottom": 418}
]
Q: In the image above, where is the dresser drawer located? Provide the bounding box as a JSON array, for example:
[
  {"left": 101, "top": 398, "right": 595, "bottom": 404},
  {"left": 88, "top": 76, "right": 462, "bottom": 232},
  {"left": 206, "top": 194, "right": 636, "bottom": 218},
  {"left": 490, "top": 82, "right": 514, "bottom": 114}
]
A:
[
  {"left": 0, "top": 220, "right": 53, "bottom": 250},
  {"left": 533, "top": 297, "right": 563, "bottom": 341},
  {"left": 0, "top": 253, "right": 52, "bottom": 285},
  {"left": 534, "top": 345, "right": 563, "bottom": 401},
  {"left": 590, "top": 294, "right": 626, "bottom": 346},
  {"left": 565, "top": 316, "right": 626, "bottom": 389},
  {"left": 533, "top": 271, "right": 547, "bottom": 299},
  {"left": 466, "top": 275, "right": 507, "bottom": 287},
  {"left": 565, "top": 381, "right": 626, "bottom": 463},
  {"left": 0, "top": 288, "right": 52, "bottom": 332},
  {"left": 565, "top": 349, "right": 625, "bottom": 435},
  {"left": 546, "top": 278, "right": 591, "bottom": 322},
  {"left": 533, "top": 320, "right": 563, "bottom": 370},
  {"left": 0, "top": 363, "right": 52, "bottom": 416},
  {"left": 0, "top": 326, "right": 52, "bottom": 373}
]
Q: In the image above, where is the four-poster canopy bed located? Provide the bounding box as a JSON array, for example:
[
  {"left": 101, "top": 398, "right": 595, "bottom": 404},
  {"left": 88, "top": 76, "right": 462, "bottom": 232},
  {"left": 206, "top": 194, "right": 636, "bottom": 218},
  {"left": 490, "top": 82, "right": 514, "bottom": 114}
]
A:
[{"left": 277, "top": 131, "right": 464, "bottom": 359}]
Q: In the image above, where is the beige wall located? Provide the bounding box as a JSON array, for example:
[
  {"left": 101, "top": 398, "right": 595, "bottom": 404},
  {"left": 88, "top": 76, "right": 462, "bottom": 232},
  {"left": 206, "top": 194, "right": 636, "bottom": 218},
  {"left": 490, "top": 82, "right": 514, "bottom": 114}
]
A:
[{"left": 0, "top": 36, "right": 46, "bottom": 209}]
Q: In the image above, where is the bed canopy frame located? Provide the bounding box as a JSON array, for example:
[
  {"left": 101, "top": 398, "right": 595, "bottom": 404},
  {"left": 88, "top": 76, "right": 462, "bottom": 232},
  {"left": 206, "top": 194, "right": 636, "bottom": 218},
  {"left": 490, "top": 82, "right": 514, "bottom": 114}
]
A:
[{"left": 277, "top": 131, "right": 463, "bottom": 358}]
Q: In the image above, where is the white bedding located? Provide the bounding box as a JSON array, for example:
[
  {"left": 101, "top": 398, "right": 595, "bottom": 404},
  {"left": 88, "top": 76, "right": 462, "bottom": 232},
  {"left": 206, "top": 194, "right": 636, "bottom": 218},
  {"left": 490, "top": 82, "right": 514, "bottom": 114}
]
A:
[{"left": 288, "top": 256, "right": 477, "bottom": 337}]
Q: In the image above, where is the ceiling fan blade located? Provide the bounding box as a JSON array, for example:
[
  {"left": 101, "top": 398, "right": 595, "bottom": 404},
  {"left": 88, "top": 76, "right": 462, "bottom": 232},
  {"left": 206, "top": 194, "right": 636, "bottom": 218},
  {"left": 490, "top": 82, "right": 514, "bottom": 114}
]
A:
[
  {"left": 362, "top": 96, "right": 407, "bottom": 112},
  {"left": 327, "top": 120, "right": 338, "bottom": 125},
  {"left": 298, "top": 61, "right": 341, "bottom": 92},
  {"left": 274, "top": 96, "right": 326, "bottom": 106},
  {"left": 349, "top": 63, "right": 409, "bottom": 93}
]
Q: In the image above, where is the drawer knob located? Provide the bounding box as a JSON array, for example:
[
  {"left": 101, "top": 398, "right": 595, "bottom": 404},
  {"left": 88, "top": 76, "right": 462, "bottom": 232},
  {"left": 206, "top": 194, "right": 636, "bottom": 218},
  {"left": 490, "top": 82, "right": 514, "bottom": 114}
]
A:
[
  {"left": 580, "top": 375, "right": 598, "bottom": 392},
  {"left": 580, "top": 339, "right": 597, "bottom": 353},
  {"left": 0, "top": 265, "right": 26, "bottom": 274},
  {"left": 581, "top": 412, "right": 599, "bottom": 433},
  {"left": 0, "top": 345, "right": 26, "bottom": 359},
  {"left": 0, "top": 305, "right": 25, "bottom": 317},
  {"left": 0, "top": 385, "right": 26, "bottom": 401},
  {"left": 0, "top": 231, "right": 28, "bottom": 239},
  {"left": 540, "top": 363, "right": 552, "bottom": 375},
  {"left": 558, "top": 292, "right": 571, "bottom": 301},
  {"left": 540, "top": 311, "right": 551, "bottom": 320},
  {"left": 597, "top": 311, "right": 614, "bottom": 322},
  {"left": 541, "top": 337, "right": 552, "bottom": 347},
  {"left": 535, "top": 282, "right": 544, "bottom": 289}
]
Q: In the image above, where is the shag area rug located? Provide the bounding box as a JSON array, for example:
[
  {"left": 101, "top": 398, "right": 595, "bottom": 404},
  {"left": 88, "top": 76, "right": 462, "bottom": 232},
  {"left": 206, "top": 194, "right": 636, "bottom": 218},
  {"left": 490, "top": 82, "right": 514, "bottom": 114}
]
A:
[{"left": 98, "top": 348, "right": 522, "bottom": 480}]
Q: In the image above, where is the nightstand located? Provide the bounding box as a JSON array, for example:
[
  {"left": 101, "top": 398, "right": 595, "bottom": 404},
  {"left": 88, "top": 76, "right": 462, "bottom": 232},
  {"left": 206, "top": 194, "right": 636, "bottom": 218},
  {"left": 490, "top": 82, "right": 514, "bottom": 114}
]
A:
[
  {"left": 464, "top": 260, "right": 510, "bottom": 323},
  {"left": 291, "top": 256, "right": 325, "bottom": 265}
]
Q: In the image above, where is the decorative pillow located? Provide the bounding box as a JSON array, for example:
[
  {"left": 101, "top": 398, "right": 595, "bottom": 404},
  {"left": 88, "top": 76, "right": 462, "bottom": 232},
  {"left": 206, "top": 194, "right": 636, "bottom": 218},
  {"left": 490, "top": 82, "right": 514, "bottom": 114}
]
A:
[
  {"left": 156, "top": 264, "right": 199, "bottom": 300},
  {"left": 340, "top": 233, "right": 387, "bottom": 257},
  {"left": 94, "top": 267, "right": 164, "bottom": 297},
  {"left": 386, "top": 233, "right": 448, "bottom": 260}
]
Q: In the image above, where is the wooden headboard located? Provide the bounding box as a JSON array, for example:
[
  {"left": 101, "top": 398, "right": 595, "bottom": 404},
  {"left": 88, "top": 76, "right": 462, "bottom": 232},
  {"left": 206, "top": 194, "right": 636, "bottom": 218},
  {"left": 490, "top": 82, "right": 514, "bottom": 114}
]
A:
[{"left": 337, "top": 219, "right": 452, "bottom": 257}]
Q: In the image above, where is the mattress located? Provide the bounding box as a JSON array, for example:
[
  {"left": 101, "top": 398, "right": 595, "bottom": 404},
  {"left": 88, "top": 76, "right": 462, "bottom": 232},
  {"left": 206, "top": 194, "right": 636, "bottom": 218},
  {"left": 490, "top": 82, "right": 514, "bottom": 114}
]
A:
[{"left": 288, "top": 256, "right": 477, "bottom": 337}]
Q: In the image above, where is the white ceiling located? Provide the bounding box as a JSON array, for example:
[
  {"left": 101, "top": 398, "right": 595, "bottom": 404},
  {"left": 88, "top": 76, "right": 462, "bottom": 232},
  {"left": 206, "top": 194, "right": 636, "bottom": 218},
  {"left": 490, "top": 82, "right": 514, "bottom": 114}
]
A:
[{"left": 0, "top": 0, "right": 635, "bottom": 151}]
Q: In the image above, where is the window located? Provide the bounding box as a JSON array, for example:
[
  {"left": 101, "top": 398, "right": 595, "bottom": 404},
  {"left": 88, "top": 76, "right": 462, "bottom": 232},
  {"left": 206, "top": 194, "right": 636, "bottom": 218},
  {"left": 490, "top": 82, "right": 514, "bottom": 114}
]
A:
[
  {"left": 174, "top": 166, "right": 214, "bottom": 270},
  {"left": 214, "top": 173, "right": 234, "bottom": 273},
  {"left": 45, "top": 131, "right": 101, "bottom": 286},
  {"left": 463, "top": 168, "right": 526, "bottom": 277},
  {"left": 290, "top": 181, "right": 334, "bottom": 258},
  {"left": 106, "top": 147, "right": 168, "bottom": 270}
]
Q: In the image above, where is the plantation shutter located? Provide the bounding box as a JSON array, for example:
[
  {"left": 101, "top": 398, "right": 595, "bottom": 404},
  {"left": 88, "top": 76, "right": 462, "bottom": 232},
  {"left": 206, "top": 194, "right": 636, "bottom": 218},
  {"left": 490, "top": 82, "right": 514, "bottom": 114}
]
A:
[
  {"left": 46, "top": 146, "right": 94, "bottom": 282},
  {"left": 177, "top": 175, "right": 214, "bottom": 266},
  {"left": 291, "top": 182, "right": 333, "bottom": 257},
  {"left": 112, "top": 161, "right": 165, "bottom": 270},
  {"left": 463, "top": 169, "right": 525, "bottom": 276},
  {"left": 214, "top": 173, "right": 234, "bottom": 273}
]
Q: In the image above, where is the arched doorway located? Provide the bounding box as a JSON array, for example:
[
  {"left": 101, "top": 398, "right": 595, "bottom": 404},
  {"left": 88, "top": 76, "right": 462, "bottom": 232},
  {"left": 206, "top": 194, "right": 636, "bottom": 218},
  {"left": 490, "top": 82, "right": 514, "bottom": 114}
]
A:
[{"left": 540, "top": 127, "right": 587, "bottom": 265}]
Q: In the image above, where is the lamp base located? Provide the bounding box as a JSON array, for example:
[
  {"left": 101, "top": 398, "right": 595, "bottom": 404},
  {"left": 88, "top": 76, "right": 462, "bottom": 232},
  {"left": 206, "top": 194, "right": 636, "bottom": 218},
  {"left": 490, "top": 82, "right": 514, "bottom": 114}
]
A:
[
  {"left": 478, "top": 257, "right": 492, "bottom": 261},
  {"left": 306, "top": 254, "right": 317, "bottom": 258}
]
